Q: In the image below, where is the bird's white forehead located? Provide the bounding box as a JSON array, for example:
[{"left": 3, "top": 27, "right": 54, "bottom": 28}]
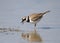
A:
[{"left": 22, "top": 16, "right": 26, "bottom": 19}]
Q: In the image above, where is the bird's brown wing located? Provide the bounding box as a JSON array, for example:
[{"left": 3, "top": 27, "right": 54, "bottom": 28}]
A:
[{"left": 29, "top": 13, "right": 43, "bottom": 21}]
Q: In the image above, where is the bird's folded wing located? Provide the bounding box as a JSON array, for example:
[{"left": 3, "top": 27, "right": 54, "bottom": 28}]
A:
[{"left": 29, "top": 14, "right": 43, "bottom": 21}]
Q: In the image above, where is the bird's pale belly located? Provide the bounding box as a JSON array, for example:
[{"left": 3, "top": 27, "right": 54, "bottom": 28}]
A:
[{"left": 30, "top": 19, "right": 40, "bottom": 24}]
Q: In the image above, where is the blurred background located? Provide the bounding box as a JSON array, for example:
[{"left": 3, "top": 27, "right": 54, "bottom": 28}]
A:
[
  {"left": 0, "top": 0, "right": 60, "bottom": 43},
  {"left": 0, "top": 0, "right": 60, "bottom": 28}
]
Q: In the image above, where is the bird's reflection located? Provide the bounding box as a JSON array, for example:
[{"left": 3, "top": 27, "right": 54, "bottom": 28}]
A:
[
  {"left": 0, "top": 27, "right": 43, "bottom": 43},
  {"left": 21, "top": 28, "right": 43, "bottom": 43}
]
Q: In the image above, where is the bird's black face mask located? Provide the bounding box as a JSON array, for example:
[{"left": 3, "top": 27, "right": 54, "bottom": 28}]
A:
[{"left": 21, "top": 18, "right": 26, "bottom": 23}]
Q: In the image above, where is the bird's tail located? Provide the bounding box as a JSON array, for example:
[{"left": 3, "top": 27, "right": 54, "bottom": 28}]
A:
[{"left": 42, "top": 10, "right": 50, "bottom": 15}]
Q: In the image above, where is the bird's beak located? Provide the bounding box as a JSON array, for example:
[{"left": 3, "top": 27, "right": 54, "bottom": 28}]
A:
[{"left": 21, "top": 20, "right": 24, "bottom": 24}]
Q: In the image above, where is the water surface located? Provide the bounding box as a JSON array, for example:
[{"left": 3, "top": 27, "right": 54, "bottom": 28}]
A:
[{"left": 0, "top": 27, "right": 60, "bottom": 43}]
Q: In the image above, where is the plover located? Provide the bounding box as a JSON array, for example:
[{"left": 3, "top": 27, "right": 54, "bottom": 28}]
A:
[{"left": 21, "top": 10, "right": 50, "bottom": 28}]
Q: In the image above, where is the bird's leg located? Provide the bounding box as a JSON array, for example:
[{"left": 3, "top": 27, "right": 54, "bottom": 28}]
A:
[
  {"left": 35, "top": 23, "right": 36, "bottom": 27},
  {"left": 34, "top": 24, "right": 36, "bottom": 33}
]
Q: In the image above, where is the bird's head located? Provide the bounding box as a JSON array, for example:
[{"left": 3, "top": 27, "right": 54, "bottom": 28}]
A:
[{"left": 21, "top": 16, "right": 26, "bottom": 24}]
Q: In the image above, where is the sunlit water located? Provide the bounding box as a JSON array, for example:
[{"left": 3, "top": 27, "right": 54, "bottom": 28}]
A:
[{"left": 0, "top": 27, "right": 60, "bottom": 43}]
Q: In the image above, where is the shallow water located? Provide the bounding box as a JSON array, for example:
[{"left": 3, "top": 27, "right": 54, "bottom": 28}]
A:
[{"left": 0, "top": 27, "right": 60, "bottom": 43}]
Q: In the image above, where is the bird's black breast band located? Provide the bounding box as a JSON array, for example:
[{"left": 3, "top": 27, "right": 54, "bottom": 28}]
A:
[{"left": 26, "top": 16, "right": 30, "bottom": 22}]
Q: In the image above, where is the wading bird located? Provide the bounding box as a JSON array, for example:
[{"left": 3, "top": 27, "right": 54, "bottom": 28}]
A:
[{"left": 21, "top": 10, "right": 50, "bottom": 30}]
